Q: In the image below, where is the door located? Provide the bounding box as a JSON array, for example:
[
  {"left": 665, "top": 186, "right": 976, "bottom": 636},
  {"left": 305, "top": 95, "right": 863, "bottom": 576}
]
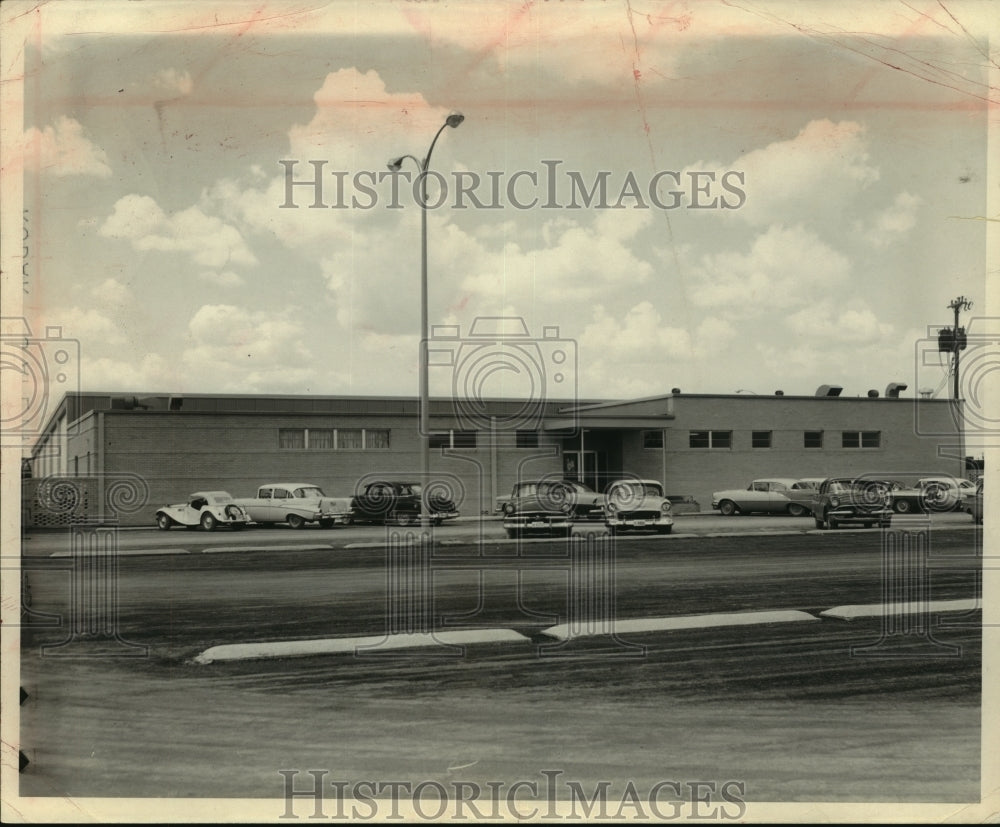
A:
[{"left": 563, "top": 450, "right": 601, "bottom": 491}]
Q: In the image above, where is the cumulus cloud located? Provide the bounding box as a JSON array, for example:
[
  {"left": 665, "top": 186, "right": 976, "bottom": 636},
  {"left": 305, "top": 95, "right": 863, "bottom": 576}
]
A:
[
  {"left": 153, "top": 68, "right": 193, "bottom": 96},
  {"left": 690, "top": 119, "right": 879, "bottom": 227},
  {"left": 21, "top": 116, "right": 111, "bottom": 177},
  {"left": 178, "top": 304, "right": 328, "bottom": 392},
  {"left": 99, "top": 194, "right": 258, "bottom": 269},
  {"left": 858, "top": 191, "right": 921, "bottom": 247},
  {"left": 688, "top": 224, "right": 851, "bottom": 314}
]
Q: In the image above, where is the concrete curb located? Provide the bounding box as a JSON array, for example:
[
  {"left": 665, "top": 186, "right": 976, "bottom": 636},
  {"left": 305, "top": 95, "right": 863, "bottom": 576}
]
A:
[
  {"left": 541, "top": 610, "right": 819, "bottom": 641},
  {"left": 49, "top": 548, "right": 191, "bottom": 557},
  {"left": 201, "top": 544, "right": 335, "bottom": 554},
  {"left": 193, "top": 628, "right": 531, "bottom": 664},
  {"left": 820, "top": 598, "right": 980, "bottom": 620}
]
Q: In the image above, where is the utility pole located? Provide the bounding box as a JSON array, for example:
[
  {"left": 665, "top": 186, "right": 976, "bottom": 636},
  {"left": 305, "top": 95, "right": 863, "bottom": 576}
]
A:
[
  {"left": 946, "top": 295, "right": 972, "bottom": 400},
  {"left": 939, "top": 296, "right": 973, "bottom": 479}
]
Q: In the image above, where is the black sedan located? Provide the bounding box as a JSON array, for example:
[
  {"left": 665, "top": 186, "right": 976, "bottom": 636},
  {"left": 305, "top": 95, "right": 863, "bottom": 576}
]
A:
[{"left": 348, "top": 480, "right": 460, "bottom": 526}]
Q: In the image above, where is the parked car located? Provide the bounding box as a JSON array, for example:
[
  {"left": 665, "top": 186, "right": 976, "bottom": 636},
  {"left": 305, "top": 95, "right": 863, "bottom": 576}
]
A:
[
  {"left": 890, "top": 477, "right": 977, "bottom": 514},
  {"left": 712, "top": 478, "right": 814, "bottom": 517},
  {"left": 811, "top": 478, "right": 893, "bottom": 530},
  {"left": 964, "top": 479, "right": 983, "bottom": 524},
  {"left": 603, "top": 479, "right": 673, "bottom": 535},
  {"left": 155, "top": 491, "right": 251, "bottom": 531},
  {"left": 234, "top": 483, "right": 353, "bottom": 529},
  {"left": 349, "top": 480, "right": 459, "bottom": 526},
  {"left": 500, "top": 478, "right": 602, "bottom": 537}
]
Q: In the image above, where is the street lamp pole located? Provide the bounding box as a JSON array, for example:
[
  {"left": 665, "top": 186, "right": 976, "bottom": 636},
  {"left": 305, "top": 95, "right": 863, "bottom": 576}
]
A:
[{"left": 388, "top": 112, "right": 464, "bottom": 532}]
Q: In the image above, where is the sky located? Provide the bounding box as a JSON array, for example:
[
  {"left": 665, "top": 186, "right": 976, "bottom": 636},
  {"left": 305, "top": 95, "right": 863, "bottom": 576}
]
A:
[{"left": 6, "top": 0, "right": 996, "bottom": 413}]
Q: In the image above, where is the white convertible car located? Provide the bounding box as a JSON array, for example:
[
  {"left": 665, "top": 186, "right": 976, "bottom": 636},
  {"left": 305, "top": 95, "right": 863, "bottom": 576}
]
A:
[{"left": 155, "top": 491, "right": 251, "bottom": 531}]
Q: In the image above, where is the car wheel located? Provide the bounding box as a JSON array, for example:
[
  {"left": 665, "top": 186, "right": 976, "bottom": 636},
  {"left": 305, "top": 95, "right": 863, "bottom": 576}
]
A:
[
  {"left": 505, "top": 528, "right": 519, "bottom": 539},
  {"left": 787, "top": 503, "right": 807, "bottom": 517},
  {"left": 814, "top": 517, "right": 825, "bottom": 530},
  {"left": 829, "top": 517, "right": 839, "bottom": 530},
  {"left": 156, "top": 513, "right": 173, "bottom": 531},
  {"left": 231, "top": 523, "right": 246, "bottom": 531},
  {"left": 200, "top": 512, "right": 217, "bottom": 532},
  {"left": 286, "top": 514, "right": 306, "bottom": 530},
  {"left": 719, "top": 500, "right": 738, "bottom": 517},
  {"left": 319, "top": 519, "right": 335, "bottom": 529},
  {"left": 392, "top": 511, "right": 417, "bottom": 527},
  {"left": 657, "top": 525, "right": 672, "bottom": 535},
  {"left": 894, "top": 499, "right": 912, "bottom": 514},
  {"left": 432, "top": 517, "right": 444, "bottom": 527}
]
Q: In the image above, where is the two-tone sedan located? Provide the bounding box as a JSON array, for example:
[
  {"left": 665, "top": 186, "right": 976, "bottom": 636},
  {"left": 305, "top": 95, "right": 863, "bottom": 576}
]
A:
[
  {"left": 712, "top": 478, "right": 814, "bottom": 517},
  {"left": 234, "top": 483, "right": 353, "bottom": 529},
  {"left": 500, "top": 479, "right": 602, "bottom": 538},
  {"left": 811, "top": 477, "right": 893, "bottom": 530},
  {"left": 603, "top": 479, "right": 673, "bottom": 535}
]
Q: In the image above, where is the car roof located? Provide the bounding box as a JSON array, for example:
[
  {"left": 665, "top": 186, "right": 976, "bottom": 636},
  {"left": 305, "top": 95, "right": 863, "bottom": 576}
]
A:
[
  {"left": 609, "top": 479, "right": 662, "bottom": 486},
  {"left": 259, "top": 483, "right": 322, "bottom": 489},
  {"left": 190, "top": 491, "right": 232, "bottom": 498},
  {"left": 751, "top": 477, "right": 801, "bottom": 485}
]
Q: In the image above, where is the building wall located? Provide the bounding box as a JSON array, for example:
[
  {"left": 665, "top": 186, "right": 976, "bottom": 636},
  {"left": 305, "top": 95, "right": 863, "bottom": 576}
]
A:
[
  {"left": 655, "top": 395, "right": 961, "bottom": 509},
  {"left": 95, "top": 412, "right": 565, "bottom": 524},
  {"left": 26, "top": 392, "right": 965, "bottom": 525}
]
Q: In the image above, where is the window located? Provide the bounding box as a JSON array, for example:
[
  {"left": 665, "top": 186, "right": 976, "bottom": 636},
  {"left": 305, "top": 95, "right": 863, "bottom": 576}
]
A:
[
  {"left": 842, "top": 431, "right": 881, "bottom": 449},
  {"left": 642, "top": 430, "right": 664, "bottom": 449},
  {"left": 689, "top": 430, "right": 731, "bottom": 449},
  {"left": 804, "top": 431, "right": 823, "bottom": 449},
  {"left": 429, "top": 430, "right": 478, "bottom": 449},
  {"left": 751, "top": 431, "right": 772, "bottom": 448},
  {"left": 452, "top": 431, "right": 477, "bottom": 448},
  {"left": 279, "top": 429, "right": 305, "bottom": 449},
  {"left": 337, "top": 429, "right": 363, "bottom": 449},
  {"left": 516, "top": 431, "right": 539, "bottom": 448},
  {"left": 365, "top": 429, "right": 390, "bottom": 450},
  {"left": 309, "top": 429, "right": 333, "bottom": 450}
]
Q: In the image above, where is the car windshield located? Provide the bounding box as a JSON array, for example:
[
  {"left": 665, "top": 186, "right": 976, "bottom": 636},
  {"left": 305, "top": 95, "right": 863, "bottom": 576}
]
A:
[
  {"left": 611, "top": 483, "right": 662, "bottom": 499},
  {"left": 294, "top": 487, "right": 324, "bottom": 498},
  {"left": 208, "top": 494, "right": 232, "bottom": 504}
]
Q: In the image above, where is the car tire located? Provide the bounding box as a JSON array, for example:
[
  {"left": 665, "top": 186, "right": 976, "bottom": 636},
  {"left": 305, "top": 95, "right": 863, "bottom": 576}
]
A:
[
  {"left": 719, "top": 500, "right": 738, "bottom": 517},
  {"left": 505, "top": 528, "right": 519, "bottom": 539},
  {"left": 156, "top": 513, "right": 173, "bottom": 531},
  {"left": 319, "top": 519, "right": 335, "bottom": 529},
  {"left": 286, "top": 514, "right": 306, "bottom": 530},
  {"left": 657, "top": 525, "right": 672, "bottom": 535},
  {"left": 814, "top": 517, "right": 825, "bottom": 529},
  {"left": 200, "top": 512, "right": 217, "bottom": 532},
  {"left": 231, "top": 524, "right": 246, "bottom": 531},
  {"left": 894, "top": 499, "right": 912, "bottom": 514},
  {"left": 787, "top": 503, "right": 807, "bottom": 517},
  {"left": 829, "top": 517, "right": 839, "bottom": 530},
  {"left": 392, "top": 511, "right": 416, "bottom": 527},
  {"left": 432, "top": 517, "right": 444, "bottom": 527}
]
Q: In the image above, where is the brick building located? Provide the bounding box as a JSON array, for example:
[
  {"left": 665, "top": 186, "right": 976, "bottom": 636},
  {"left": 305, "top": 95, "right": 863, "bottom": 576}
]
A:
[{"left": 25, "top": 388, "right": 964, "bottom": 526}]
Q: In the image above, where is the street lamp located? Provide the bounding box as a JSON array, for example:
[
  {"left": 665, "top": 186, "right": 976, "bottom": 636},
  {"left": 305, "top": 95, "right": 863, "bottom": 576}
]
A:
[{"left": 387, "top": 111, "right": 464, "bottom": 532}]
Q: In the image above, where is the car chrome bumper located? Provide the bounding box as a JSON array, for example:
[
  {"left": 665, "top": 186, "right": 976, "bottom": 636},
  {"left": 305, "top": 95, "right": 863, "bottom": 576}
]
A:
[{"left": 503, "top": 514, "right": 572, "bottom": 530}]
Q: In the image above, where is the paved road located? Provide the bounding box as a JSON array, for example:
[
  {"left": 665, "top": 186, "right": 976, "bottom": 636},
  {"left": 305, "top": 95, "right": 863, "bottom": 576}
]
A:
[
  {"left": 15, "top": 528, "right": 982, "bottom": 810},
  {"left": 19, "top": 510, "right": 978, "bottom": 557}
]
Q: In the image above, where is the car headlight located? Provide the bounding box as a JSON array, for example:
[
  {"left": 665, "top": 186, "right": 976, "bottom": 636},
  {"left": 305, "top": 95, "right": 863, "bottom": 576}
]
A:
[
  {"left": 830, "top": 496, "right": 840, "bottom": 508},
  {"left": 660, "top": 501, "right": 672, "bottom": 513},
  {"left": 606, "top": 502, "right": 618, "bottom": 515},
  {"left": 502, "top": 502, "right": 516, "bottom": 515}
]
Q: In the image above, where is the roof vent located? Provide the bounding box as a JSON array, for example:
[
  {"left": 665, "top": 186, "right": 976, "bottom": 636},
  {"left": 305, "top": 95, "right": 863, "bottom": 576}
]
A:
[
  {"left": 885, "top": 382, "right": 908, "bottom": 398},
  {"left": 815, "top": 384, "right": 843, "bottom": 397}
]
